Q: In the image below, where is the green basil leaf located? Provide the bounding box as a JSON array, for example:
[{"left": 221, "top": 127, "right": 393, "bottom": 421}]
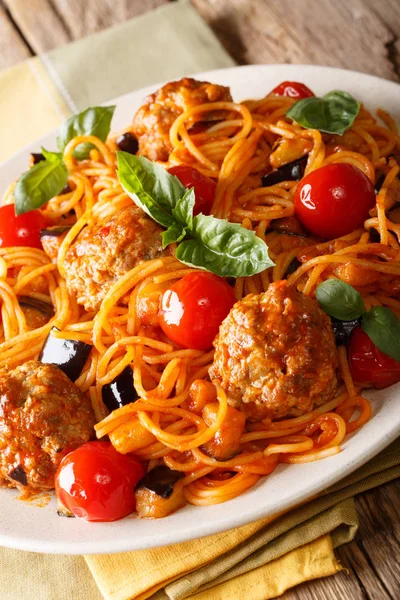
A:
[
  {"left": 116, "top": 152, "right": 185, "bottom": 228},
  {"left": 41, "top": 148, "right": 62, "bottom": 162},
  {"left": 172, "top": 188, "right": 195, "bottom": 228},
  {"left": 316, "top": 279, "right": 365, "bottom": 320},
  {"left": 72, "top": 142, "right": 95, "bottom": 161},
  {"left": 161, "top": 224, "right": 188, "bottom": 248},
  {"left": 176, "top": 214, "right": 275, "bottom": 277},
  {"left": 57, "top": 106, "right": 116, "bottom": 159},
  {"left": 14, "top": 156, "right": 68, "bottom": 215},
  {"left": 362, "top": 306, "right": 400, "bottom": 362},
  {"left": 286, "top": 90, "right": 360, "bottom": 135}
]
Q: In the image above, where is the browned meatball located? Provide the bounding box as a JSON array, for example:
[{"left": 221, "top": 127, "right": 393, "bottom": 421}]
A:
[
  {"left": 132, "top": 77, "right": 232, "bottom": 161},
  {"left": 57, "top": 205, "right": 167, "bottom": 312},
  {"left": 209, "top": 281, "right": 339, "bottom": 420},
  {"left": 0, "top": 361, "right": 95, "bottom": 492}
]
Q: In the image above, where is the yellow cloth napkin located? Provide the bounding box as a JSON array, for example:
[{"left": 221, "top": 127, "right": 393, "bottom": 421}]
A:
[{"left": 0, "top": 2, "right": 399, "bottom": 599}]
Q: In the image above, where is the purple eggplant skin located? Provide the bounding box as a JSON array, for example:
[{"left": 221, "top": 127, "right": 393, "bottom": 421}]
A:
[
  {"left": 135, "top": 466, "right": 184, "bottom": 499},
  {"left": 101, "top": 366, "right": 139, "bottom": 413},
  {"left": 331, "top": 317, "right": 361, "bottom": 347},
  {"left": 262, "top": 155, "right": 308, "bottom": 187},
  {"left": 40, "top": 226, "right": 72, "bottom": 238},
  {"left": 116, "top": 132, "right": 139, "bottom": 155},
  {"left": 283, "top": 257, "right": 302, "bottom": 278},
  {"left": 18, "top": 296, "right": 54, "bottom": 319},
  {"left": 39, "top": 327, "right": 92, "bottom": 382}
]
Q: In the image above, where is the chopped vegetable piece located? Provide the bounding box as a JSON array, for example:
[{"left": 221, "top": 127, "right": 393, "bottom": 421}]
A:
[
  {"left": 40, "top": 225, "right": 72, "bottom": 238},
  {"left": 135, "top": 466, "right": 185, "bottom": 518},
  {"left": 201, "top": 402, "right": 246, "bottom": 461},
  {"left": 262, "top": 155, "right": 308, "bottom": 187},
  {"left": 331, "top": 317, "right": 361, "bottom": 346},
  {"left": 101, "top": 366, "right": 138, "bottom": 412},
  {"left": 116, "top": 132, "right": 139, "bottom": 155},
  {"left": 39, "top": 327, "right": 91, "bottom": 382},
  {"left": 109, "top": 417, "right": 156, "bottom": 454}
]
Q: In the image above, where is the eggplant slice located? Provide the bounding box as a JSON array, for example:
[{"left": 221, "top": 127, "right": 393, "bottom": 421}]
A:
[
  {"left": 135, "top": 466, "right": 185, "bottom": 518},
  {"left": 39, "top": 327, "right": 92, "bottom": 382},
  {"left": 102, "top": 366, "right": 139, "bottom": 413},
  {"left": 331, "top": 317, "right": 361, "bottom": 347},
  {"left": 262, "top": 155, "right": 308, "bottom": 187},
  {"left": 18, "top": 296, "right": 54, "bottom": 319}
]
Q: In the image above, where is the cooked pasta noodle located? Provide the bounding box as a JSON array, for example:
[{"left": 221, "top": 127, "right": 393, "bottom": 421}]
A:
[{"left": 3, "top": 84, "right": 399, "bottom": 511}]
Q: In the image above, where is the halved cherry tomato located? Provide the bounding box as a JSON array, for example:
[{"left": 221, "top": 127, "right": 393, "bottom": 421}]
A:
[
  {"left": 294, "top": 163, "right": 375, "bottom": 239},
  {"left": 55, "top": 441, "right": 145, "bottom": 522},
  {"left": 270, "top": 81, "right": 315, "bottom": 99},
  {"left": 168, "top": 165, "right": 216, "bottom": 215},
  {"left": 0, "top": 204, "right": 48, "bottom": 249},
  {"left": 159, "top": 272, "right": 236, "bottom": 351},
  {"left": 349, "top": 327, "right": 400, "bottom": 389}
]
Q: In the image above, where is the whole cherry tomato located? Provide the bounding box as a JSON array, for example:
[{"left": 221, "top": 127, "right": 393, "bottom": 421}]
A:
[
  {"left": 159, "top": 272, "right": 236, "bottom": 350},
  {"left": 55, "top": 441, "right": 145, "bottom": 522},
  {"left": 349, "top": 327, "right": 400, "bottom": 389},
  {"left": 294, "top": 163, "right": 375, "bottom": 239},
  {"left": 168, "top": 165, "right": 216, "bottom": 215},
  {"left": 0, "top": 204, "right": 48, "bottom": 249},
  {"left": 270, "top": 81, "right": 315, "bottom": 99}
]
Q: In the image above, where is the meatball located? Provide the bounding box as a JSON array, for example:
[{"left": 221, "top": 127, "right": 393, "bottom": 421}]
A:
[
  {"left": 0, "top": 361, "right": 95, "bottom": 492},
  {"left": 209, "top": 281, "right": 339, "bottom": 420},
  {"left": 57, "top": 205, "right": 167, "bottom": 312},
  {"left": 132, "top": 77, "right": 232, "bottom": 161},
  {"left": 40, "top": 227, "right": 71, "bottom": 263}
]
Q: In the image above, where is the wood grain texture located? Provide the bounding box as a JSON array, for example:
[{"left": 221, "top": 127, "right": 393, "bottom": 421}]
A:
[
  {"left": 4, "top": 0, "right": 168, "bottom": 54},
  {"left": 281, "top": 481, "right": 400, "bottom": 599},
  {"left": 0, "top": 3, "right": 31, "bottom": 69},
  {"left": 192, "top": 0, "right": 400, "bottom": 82}
]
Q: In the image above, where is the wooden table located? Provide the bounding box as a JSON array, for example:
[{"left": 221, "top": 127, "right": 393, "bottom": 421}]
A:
[{"left": 1, "top": 1, "right": 399, "bottom": 598}]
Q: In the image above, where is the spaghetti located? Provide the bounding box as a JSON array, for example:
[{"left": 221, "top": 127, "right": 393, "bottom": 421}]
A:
[{"left": 2, "top": 80, "right": 399, "bottom": 514}]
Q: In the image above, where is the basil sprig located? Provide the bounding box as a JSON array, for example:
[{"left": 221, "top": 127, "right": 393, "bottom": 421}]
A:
[
  {"left": 286, "top": 90, "right": 360, "bottom": 135},
  {"left": 316, "top": 279, "right": 365, "bottom": 321},
  {"left": 14, "top": 106, "right": 115, "bottom": 215},
  {"left": 362, "top": 307, "right": 400, "bottom": 362},
  {"left": 57, "top": 106, "right": 116, "bottom": 160},
  {"left": 14, "top": 150, "right": 68, "bottom": 215},
  {"left": 316, "top": 279, "right": 400, "bottom": 362},
  {"left": 117, "top": 152, "right": 274, "bottom": 278}
]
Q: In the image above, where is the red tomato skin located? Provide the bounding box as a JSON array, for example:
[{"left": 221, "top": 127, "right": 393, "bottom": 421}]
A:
[
  {"left": 159, "top": 272, "right": 236, "bottom": 351},
  {"left": 0, "top": 204, "right": 48, "bottom": 249},
  {"left": 270, "top": 81, "right": 315, "bottom": 99},
  {"left": 294, "top": 164, "right": 375, "bottom": 239},
  {"left": 55, "top": 441, "right": 145, "bottom": 522},
  {"left": 349, "top": 327, "right": 400, "bottom": 389},
  {"left": 168, "top": 166, "right": 216, "bottom": 215}
]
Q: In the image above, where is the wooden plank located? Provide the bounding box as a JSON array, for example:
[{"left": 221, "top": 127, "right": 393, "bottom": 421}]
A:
[
  {"left": 0, "top": 4, "right": 31, "bottom": 70},
  {"left": 192, "top": 0, "right": 400, "bottom": 82},
  {"left": 353, "top": 481, "right": 400, "bottom": 597},
  {"left": 281, "top": 480, "right": 400, "bottom": 599},
  {"left": 4, "top": 0, "right": 70, "bottom": 53},
  {"left": 4, "top": 0, "right": 169, "bottom": 54},
  {"left": 282, "top": 561, "right": 367, "bottom": 600}
]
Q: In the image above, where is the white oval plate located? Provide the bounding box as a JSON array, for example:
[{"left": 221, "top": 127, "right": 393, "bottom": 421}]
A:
[{"left": 1, "top": 65, "right": 399, "bottom": 555}]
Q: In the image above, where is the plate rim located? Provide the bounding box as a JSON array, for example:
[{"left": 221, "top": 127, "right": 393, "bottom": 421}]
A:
[{"left": 0, "top": 63, "right": 399, "bottom": 555}]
